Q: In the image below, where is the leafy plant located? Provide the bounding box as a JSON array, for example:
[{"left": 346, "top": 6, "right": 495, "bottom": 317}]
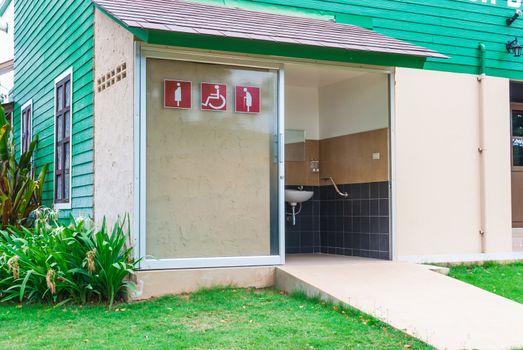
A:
[
  {"left": 0, "top": 106, "right": 48, "bottom": 228},
  {"left": 0, "top": 210, "right": 138, "bottom": 309}
]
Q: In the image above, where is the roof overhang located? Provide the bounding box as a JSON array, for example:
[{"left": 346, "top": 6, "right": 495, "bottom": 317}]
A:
[
  {"left": 0, "top": 0, "right": 11, "bottom": 17},
  {"left": 93, "top": 0, "right": 447, "bottom": 68},
  {"left": 0, "top": 59, "right": 13, "bottom": 75}
]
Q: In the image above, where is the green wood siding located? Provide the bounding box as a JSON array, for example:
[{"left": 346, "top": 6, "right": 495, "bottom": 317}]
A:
[
  {"left": 13, "top": 0, "right": 94, "bottom": 217},
  {"left": 201, "top": 0, "right": 523, "bottom": 79}
]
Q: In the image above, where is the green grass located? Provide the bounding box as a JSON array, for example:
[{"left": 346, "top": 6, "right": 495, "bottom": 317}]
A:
[
  {"left": 0, "top": 288, "right": 432, "bottom": 350},
  {"left": 449, "top": 261, "right": 523, "bottom": 304}
]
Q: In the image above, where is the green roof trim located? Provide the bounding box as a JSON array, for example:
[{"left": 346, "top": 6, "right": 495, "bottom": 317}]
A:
[
  {"left": 0, "top": 0, "right": 11, "bottom": 17},
  {"left": 145, "top": 30, "right": 427, "bottom": 69}
]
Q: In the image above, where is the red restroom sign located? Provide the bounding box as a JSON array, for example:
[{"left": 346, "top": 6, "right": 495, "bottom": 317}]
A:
[
  {"left": 164, "top": 80, "right": 192, "bottom": 109},
  {"left": 201, "top": 83, "right": 227, "bottom": 111},
  {"left": 236, "top": 85, "right": 260, "bottom": 113}
]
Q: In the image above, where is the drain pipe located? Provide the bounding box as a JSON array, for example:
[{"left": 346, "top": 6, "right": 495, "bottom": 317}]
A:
[{"left": 477, "top": 43, "right": 487, "bottom": 253}]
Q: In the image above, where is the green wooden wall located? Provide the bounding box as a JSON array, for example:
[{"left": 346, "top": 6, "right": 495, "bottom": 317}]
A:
[
  {"left": 13, "top": 0, "right": 94, "bottom": 217},
  {"left": 201, "top": 0, "right": 523, "bottom": 80}
]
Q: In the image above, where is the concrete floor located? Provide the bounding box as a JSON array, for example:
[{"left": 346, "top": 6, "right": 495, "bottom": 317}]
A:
[{"left": 276, "top": 254, "right": 523, "bottom": 350}]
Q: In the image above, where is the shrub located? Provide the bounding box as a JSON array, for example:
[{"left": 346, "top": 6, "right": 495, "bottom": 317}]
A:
[
  {"left": 0, "top": 105, "right": 48, "bottom": 228},
  {"left": 0, "top": 209, "right": 138, "bottom": 309}
]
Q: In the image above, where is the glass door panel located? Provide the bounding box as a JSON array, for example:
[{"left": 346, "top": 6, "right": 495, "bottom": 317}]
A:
[{"left": 145, "top": 58, "right": 279, "bottom": 261}]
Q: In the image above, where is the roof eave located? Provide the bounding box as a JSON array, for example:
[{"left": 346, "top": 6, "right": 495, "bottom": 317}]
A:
[
  {"left": 0, "top": 0, "right": 11, "bottom": 17},
  {"left": 143, "top": 29, "right": 433, "bottom": 69}
]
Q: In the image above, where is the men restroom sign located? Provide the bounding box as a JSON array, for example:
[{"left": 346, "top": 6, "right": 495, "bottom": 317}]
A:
[
  {"left": 164, "top": 80, "right": 192, "bottom": 109},
  {"left": 201, "top": 83, "right": 227, "bottom": 111},
  {"left": 235, "top": 85, "right": 260, "bottom": 113}
]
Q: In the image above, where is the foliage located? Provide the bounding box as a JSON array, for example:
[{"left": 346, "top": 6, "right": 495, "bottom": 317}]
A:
[
  {"left": 0, "top": 210, "right": 138, "bottom": 309},
  {"left": 0, "top": 106, "right": 48, "bottom": 228},
  {"left": 449, "top": 261, "right": 523, "bottom": 304},
  {"left": 0, "top": 288, "right": 433, "bottom": 349}
]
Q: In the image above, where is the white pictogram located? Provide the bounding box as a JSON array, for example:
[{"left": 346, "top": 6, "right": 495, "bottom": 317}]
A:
[
  {"left": 174, "top": 82, "right": 182, "bottom": 107},
  {"left": 203, "top": 84, "right": 226, "bottom": 110},
  {"left": 243, "top": 88, "right": 253, "bottom": 112}
]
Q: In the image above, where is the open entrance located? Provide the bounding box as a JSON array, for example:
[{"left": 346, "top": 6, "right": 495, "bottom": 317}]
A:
[{"left": 284, "top": 63, "right": 392, "bottom": 260}]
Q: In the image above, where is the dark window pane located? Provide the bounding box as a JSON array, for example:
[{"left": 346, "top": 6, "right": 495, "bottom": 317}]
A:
[
  {"left": 64, "top": 143, "right": 70, "bottom": 170},
  {"left": 64, "top": 111, "right": 70, "bottom": 137},
  {"left": 513, "top": 111, "right": 523, "bottom": 137},
  {"left": 57, "top": 115, "right": 63, "bottom": 141},
  {"left": 64, "top": 172, "right": 69, "bottom": 200},
  {"left": 513, "top": 138, "right": 523, "bottom": 166},
  {"left": 57, "top": 146, "right": 63, "bottom": 170},
  {"left": 65, "top": 81, "right": 70, "bottom": 107},
  {"left": 57, "top": 86, "right": 63, "bottom": 111},
  {"left": 56, "top": 175, "right": 62, "bottom": 200}
]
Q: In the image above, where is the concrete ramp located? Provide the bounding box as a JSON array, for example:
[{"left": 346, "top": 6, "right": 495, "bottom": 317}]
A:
[{"left": 276, "top": 255, "right": 523, "bottom": 350}]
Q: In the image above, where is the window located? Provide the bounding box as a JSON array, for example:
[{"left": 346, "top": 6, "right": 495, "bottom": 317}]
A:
[
  {"left": 54, "top": 70, "right": 72, "bottom": 206},
  {"left": 21, "top": 100, "right": 32, "bottom": 154}
]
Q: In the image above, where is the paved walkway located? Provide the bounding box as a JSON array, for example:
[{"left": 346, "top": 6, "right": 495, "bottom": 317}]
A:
[{"left": 276, "top": 254, "right": 523, "bottom": 350}]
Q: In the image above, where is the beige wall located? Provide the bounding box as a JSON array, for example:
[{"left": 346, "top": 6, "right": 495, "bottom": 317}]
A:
[
  {"left": 146, "top": 59, "right": 278, "bottom": 259},
  {"left": 394, "top": 68, "right": 512, "bottom": 257},
  {"left": 93, "top": 9, "right": 135, "bottom": 226}
]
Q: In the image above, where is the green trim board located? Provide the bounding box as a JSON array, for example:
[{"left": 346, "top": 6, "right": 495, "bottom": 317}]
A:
[
  {"left": 13, "top": 0, "right": 94, "bottom": 217},
  {"left": 145, "top": 30, "right": 428, "bottom": 69}
]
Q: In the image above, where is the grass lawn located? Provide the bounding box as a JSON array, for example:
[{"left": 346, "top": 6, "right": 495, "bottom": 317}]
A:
[
  {"left": 0, "top": 288, "right": 432, "bottom": 350},
  {"left": 449, "top": 261, "right": 523, "bottom": 304}
]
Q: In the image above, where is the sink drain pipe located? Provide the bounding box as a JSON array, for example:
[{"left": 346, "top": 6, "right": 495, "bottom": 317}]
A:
[{"left": 477, "top": 42, "right": 487, "bottom": 254}]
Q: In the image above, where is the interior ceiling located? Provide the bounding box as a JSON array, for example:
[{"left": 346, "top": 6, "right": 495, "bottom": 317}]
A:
[{"left": 285, "top": 63, "right": 368, "bottom": 88}]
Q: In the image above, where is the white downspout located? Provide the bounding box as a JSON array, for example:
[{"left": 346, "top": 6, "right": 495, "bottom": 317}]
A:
[{"left": 478, "top": 43, "right": 487, "bottom": 253}]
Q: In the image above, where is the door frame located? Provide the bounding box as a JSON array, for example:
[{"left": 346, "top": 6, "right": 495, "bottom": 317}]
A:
[
  {"left": 510, "top": 103, "right": 523, "bottom": 228},
  {"left": 134, "top": 43, "right": 286, "bottom": 270}
]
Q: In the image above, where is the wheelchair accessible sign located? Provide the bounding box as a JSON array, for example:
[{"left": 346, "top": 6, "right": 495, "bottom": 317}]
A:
[{"left": 164, "top": 80, "right": 260, "bottom": 114}]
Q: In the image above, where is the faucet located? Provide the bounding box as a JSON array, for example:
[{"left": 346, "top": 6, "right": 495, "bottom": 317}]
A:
[{"left": 321, "top": 177, "right": 349, "bottom": 198}]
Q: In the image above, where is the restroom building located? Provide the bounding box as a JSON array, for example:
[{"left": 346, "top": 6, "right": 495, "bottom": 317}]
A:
[{"left": 11, "top": 0, "right": 523, "bottom": 296}]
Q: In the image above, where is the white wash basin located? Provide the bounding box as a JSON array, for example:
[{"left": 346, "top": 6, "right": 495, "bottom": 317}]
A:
[{"left": 285, "top": 189, "right": 314, "bottom": 206}]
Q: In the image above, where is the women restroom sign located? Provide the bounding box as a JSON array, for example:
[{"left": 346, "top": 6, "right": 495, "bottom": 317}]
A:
[
  {"left": 164, "top": 80, "right": 192, "bottom": 109},
  {"left": 164, "top": 80, "right": 260, "bottom": 113}
]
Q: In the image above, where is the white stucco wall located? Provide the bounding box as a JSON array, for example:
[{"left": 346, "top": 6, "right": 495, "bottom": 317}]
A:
[
  {"left": 93, "top": 9, "right": 135, "bottom": 226},
  {"left": 394, "top": 68, "right": 512, "bottom": 258}
]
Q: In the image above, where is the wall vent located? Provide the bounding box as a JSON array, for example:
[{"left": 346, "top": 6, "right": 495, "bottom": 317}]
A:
[{"left": 97, "top": 62, "right": 127, "bottom": 93}]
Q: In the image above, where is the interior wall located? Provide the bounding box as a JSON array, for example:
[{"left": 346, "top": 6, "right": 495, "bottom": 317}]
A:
[
  {"left": 285, "top": 71, "right": 390, "bottom": 186},
  {"left": 319, "top": 129, "right": 389, "bottom": 185},
  {"left": 319, "top": 73, "right": 389, "bottom": 139},
  {"left": 285, "top": 85, "right": 319, "bottom": 140},
  {"left": 394, "top": 68, "right": 512, "bottom": 258},
  {"left": 93, "top": 9, "right": 135, "bottom": 226}
]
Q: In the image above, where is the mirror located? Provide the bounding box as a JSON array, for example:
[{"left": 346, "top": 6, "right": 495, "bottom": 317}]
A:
[{"left": 285, "top": 129, "right": 306, "bottom": 161}]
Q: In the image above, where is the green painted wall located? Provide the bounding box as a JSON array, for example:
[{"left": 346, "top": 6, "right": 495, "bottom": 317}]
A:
[
  {"left": 13, "top": 0, "right": 94, "bottom": 217},
  {"left": 197, "top": 0, "right": 523, "bottom": 79}
]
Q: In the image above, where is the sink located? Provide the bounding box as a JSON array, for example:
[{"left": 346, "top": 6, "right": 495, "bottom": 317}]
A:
[{"left": 285, "top": 189, "right": 314, "bottom": 206}]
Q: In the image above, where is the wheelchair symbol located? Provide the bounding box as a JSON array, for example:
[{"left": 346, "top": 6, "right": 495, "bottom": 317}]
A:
[{"left": 202, "top": 84, "right": 227, "bottom": 110}]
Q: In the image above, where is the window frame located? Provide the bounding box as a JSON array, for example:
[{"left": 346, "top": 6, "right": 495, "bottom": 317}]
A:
[
  {"left": 53, "top": 68, "right": 73, "bottom": 210},
  {"left": 20, "top": 99, "right": 32, "bottom": 154}
]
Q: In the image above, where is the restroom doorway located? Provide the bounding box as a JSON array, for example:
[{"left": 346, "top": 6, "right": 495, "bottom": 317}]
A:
[{"left": 284, "top": 63, "right": 392, "bottom": 260}]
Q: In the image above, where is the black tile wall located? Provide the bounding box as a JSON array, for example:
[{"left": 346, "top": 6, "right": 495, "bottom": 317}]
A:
[{"left": 286, "top": 181, "right": 391, "bottom": 260}]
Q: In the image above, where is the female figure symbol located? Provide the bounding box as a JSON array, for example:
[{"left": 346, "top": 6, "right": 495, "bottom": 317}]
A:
[
  {"left": 243, "top": 87, "right": 253, "bottom": 112},
  {"left": 174, "top": 82, "right": 182, "bottom": 107}
]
